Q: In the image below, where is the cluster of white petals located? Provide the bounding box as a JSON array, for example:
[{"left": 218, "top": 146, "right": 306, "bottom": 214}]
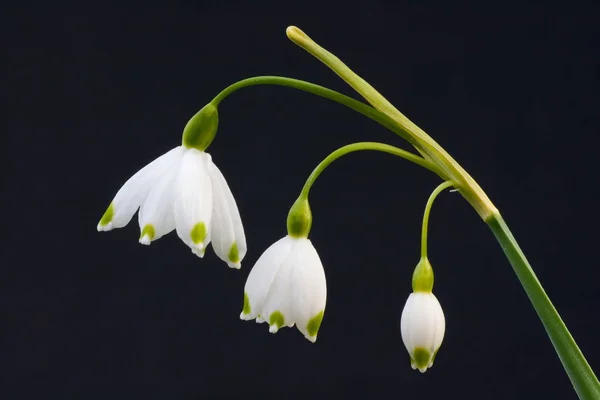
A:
[
  {"left": 97, "top": 145, "right": 450, "bottom": 364},
  {"left": 240, "top": 235, "right": 327, "bottom": 342},
  {"left": 97, "top": 146, "right": 246, "bottom": 268},
  {"left": 400, "top": 292, "right": 445, "bottom": 373}
]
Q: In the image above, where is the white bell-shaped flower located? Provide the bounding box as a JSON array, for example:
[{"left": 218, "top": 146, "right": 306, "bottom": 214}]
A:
[
  {"left": 97, "top": 146, "right": 246, "bottom": 268},
  {"left": 400, "top": 291, "right": 445, "bottom": 373},
  {"left": 240, "top": 235, "right": 327, "bottom": 342}
]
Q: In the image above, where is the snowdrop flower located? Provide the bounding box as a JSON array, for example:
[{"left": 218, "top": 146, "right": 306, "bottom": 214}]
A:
[
  {"left": 96, "top": 104, "right": 247, "bottom": 268},
  {"left": 400, "top": 258, "right": 445, "bottom": 373},
  {"left": 240, "top": 198, "right": 327, "bottom": 342}
]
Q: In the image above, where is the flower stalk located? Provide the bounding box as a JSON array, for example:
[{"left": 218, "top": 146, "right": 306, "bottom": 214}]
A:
[{"left": 420, "top": 181, "right": 454, "bottom": 259}]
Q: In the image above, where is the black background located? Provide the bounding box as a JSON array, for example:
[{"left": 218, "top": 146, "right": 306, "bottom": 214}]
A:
[{"left": 4, "top": 1, "right": 600, "bottom": 399}]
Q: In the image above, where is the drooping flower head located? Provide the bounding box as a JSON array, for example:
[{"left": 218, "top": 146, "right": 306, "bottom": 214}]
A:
[
  {"left": 97, "top": 104, "right": 246, "bottom": 268},
  {"left": 240, "top": 197, "right": 327, "bottom": 342},
  {"left": 400, "top": 258, "right": 445, "bottom": 372}
]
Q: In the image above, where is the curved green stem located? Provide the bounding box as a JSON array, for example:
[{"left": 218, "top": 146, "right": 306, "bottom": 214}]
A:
[
  {"left": 421, "top": 181, "right": 454, "bottom": 258},
  {"left": 298, "top": 142, "right": 439, "bottom": 200},
  {"left": 211, "top": 77, "right": 446, "bottom": 180},
  {"left": 487, "top": 211, "right": 600, "bottom": 400}
]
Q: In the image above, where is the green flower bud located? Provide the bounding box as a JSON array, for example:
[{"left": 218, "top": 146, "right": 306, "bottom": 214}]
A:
[
  {"left": 286, "top": 197, "right": 312, "bottom": 238},
  {"left": 181, "top": 103, "right": 219, "bottom": 151}
]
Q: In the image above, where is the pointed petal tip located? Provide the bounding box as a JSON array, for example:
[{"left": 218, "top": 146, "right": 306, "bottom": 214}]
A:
[
  {"left": 97, "top": 222, "right": 113, "bottom": 232},
  {"left": 305, "top": 335, "right": 317, "bottom": 343},
  {"left": 192, "top": 248, "right": 206, "bottom": 258},
  {"left": 139, "top": 235, "right": 152, "bottom": 245},
  {"left": 418, "top": 367, "right": 428, "bottom": 373},
  {"left": 256, "top": 315, "right": 265, "bottom": 324},
  {"left": 268, "top": 325, "right": 279, "bottom": 334},
  {"left": 240, "top": 312, "right": 253, "bottom": 321},
  {"left": 227, "top": 261, "right": 241, "bottom": 269}
]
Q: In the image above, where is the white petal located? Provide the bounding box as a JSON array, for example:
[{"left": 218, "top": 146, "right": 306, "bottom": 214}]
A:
[
  {"left": 173, "top": 149, "right": 213, "bottom": 254},
  {"left": 241, "top": 236, "right": 294, "bottom": 320},
  {"left": 431, "top": 293, "right": 446, "bottom": 351},
  {"left": 290, "top": 239, "right": 327, "bottom": 342},
  {"left": 97, "top": 147, "right": 184, "bottom": 231},
  {"left": 208, "top": 160, "right": 247, "bottom": 269},
  {"left": 261, "top": 247, "right": 296, "bottom": 333},
  {"left": 400, "top": 294, "right": 415, "bottom": 351},
  {"left": 400, "top": 292, "right": 445, "bottom": 355},
  {"left": 137, "top": 154, "right": 182, "bottom": 244}
]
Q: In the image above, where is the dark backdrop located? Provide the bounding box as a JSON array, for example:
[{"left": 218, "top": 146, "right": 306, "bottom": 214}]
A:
[{"left": 4, "top": 1, "right": 600, "bottom": 399}]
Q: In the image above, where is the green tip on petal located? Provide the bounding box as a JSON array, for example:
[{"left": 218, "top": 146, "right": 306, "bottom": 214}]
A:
[
  {"left": 139, "top": 224, "right": 155, "bottom": 245},
  {"left": 412, "top": 347, "right": 431, "bottom": 371},
  {"left": 269, "top": 311, "right": 285, "bottom": 329},
  {"left": 306, "top": 310, "right": 324, "bottom": 337},
  {"left": 242, "top": 292, "right": 251, "bottom": 315},
  {"left": 228, "top": 242, "right": 239, "bottom": 263},
  {"left": 190, "top": 222, "right": 207, "bottom": 245},
  {"left": 98, "top": 202, "right": 114, "bottom": 229},
  {"left": 431, "top": 348, "right": 439, "bottom": 366}
]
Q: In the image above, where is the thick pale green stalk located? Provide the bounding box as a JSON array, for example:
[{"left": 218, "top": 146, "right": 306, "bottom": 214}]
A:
[
  {"left": 487, "top": 211, "right": 600, "bottom": 399},
  {"left": 286, "top": 26, "right": 496, "bottom": 221}
]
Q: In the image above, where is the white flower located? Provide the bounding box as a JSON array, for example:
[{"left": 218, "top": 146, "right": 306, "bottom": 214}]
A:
[
  {"left": 97, "top": 146, "right": 246, "bottom": 268},
  {"left": 240, "top": 235, "right": 327, "bottom": 342},
  {"left": 400, "top": 292, "right": 445, "bottom": 373}
]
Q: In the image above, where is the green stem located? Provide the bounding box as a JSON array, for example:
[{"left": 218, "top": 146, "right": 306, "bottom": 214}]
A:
[
  {"left": 287, "top": 141, "right": 436, "bottom": 238},
  {"left": 298, "top": 142, "right": 440, "bottom": 200},
  {"left": 211, "top": 76, "right": 446, "bottom": 180},
  {"left": 421, "top": 181, "right": 454, "bottom": 258},
  {"left": 487, "top": 211, "right": 600, "bottom": 400}
]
